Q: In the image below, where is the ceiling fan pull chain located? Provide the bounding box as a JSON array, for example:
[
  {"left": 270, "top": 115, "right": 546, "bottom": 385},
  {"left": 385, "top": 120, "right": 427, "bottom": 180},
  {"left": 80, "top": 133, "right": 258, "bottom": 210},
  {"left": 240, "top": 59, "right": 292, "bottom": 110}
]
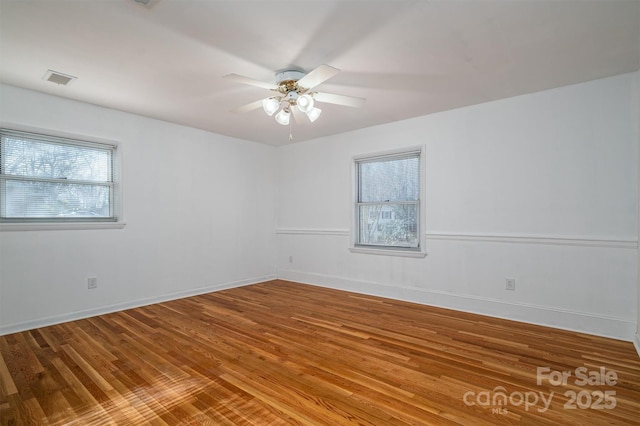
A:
[{"left": 289, "top": 121, "right": 293, "bottom": 141}]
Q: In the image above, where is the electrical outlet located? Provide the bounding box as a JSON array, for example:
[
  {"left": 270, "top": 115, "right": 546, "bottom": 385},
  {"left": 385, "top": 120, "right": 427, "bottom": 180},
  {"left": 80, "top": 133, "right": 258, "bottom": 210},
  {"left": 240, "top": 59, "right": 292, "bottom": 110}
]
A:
[
  {"left": 505, "top": 278, "right": 515, "bottom": 291},
  {"left": 88, "top": 277, "right": 98, "bottom": 289}
]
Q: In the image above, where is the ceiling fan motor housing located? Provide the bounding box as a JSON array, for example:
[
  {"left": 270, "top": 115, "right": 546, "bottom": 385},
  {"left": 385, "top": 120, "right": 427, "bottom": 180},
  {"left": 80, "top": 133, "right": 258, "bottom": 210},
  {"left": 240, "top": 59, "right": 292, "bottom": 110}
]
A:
[
  {"left": 276, "top": 70, "right": 308, "bottom": 97},
  {"left": 275, "top": 70, "right": 305, "bottom": 85}
]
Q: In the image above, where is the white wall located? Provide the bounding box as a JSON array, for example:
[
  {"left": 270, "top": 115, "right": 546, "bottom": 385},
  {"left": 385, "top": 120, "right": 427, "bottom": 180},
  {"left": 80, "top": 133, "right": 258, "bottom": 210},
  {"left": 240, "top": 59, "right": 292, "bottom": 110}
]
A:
[
  {"left": 2, "top": 73, "right": 638, "bottom": 342},
  {"left": 636, "top": 70, "right": 640, "bottom": 355},
  {"left": 276, "top": 73, "right": 639, "bottom": 341},
  {"left": 0, "top": 84, "right": 277, "bottom": 334}
]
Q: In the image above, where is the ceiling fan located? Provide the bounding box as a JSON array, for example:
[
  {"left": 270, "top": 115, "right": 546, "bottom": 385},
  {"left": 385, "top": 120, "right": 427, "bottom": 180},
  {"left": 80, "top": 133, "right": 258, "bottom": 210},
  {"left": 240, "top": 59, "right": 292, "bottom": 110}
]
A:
[{"left": 223, "top": 65, "right": 365, "bottom": 127}]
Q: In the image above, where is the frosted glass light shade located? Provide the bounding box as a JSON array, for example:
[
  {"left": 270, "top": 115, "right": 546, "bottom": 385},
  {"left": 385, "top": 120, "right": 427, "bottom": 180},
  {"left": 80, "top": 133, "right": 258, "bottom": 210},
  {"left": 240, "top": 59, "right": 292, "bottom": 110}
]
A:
[
  {"left": 305, "top": 107, "right": 322, "bottom": 122},
  {"left": 297, "top": 94, "right": 314, "bottom": 113},
  {"left": 275, "top": 109, "right": 290, "bottom": 125},
  {"left": 262, "top": 98, "right": 280, "bottom": 116}
]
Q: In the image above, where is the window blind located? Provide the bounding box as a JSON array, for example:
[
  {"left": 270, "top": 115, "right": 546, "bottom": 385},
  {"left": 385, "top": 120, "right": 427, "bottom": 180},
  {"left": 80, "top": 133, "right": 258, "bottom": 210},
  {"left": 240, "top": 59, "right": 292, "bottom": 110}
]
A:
[
  {"left": 0, "top": 129, "right": 117, "bottom": 222},
  {"left": 357, "top": 152, "right": 420, "bottom": 203}
]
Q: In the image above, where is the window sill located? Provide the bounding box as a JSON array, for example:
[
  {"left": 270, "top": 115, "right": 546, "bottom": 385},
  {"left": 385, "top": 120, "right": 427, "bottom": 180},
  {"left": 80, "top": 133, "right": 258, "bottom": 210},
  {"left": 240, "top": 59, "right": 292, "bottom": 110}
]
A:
[
  {"left": 349, "top": 246, "right": 427, "bottom": 258},
  {"left": 0, "top": 222, "right": 126, "bottom": 232}
]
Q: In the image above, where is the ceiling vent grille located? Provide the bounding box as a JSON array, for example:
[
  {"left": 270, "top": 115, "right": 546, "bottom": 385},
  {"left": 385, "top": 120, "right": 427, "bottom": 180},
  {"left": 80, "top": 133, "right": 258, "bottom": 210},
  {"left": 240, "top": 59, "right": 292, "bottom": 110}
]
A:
[
  {"left": 42, "top": 70, "right": 77, "bottom": 86},
  {"left": 132, "top": 0, "right": 156, "bottom": 7}
]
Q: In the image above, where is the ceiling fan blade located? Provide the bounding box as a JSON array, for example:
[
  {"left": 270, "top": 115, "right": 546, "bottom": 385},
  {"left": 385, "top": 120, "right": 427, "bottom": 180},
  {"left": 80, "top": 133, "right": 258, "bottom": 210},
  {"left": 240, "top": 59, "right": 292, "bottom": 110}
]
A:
[
  {"left": 296, "top": 64, "right": 340, "bottom": 90},
  {"left": 231, "top": 99, "right": 264, "bottom": 114},
  {"left": 223, "top": 73, "right": 278, "bottom": 90},
  {"left": 314, "top": 92, "right": 365, "bottom": 108}
]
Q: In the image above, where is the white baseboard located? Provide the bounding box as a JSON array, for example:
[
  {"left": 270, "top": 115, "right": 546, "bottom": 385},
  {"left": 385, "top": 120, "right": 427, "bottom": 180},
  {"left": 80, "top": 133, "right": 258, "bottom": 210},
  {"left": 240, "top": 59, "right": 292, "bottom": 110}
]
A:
[
  {"left": 0, "top": 274, "right": 276, "bottom": 336},
  {"left": 278, "top": 269, "right": 635, "bottom": 342},
  {"left": 634, "top": 332, "right": 640, "bottom": 358}
]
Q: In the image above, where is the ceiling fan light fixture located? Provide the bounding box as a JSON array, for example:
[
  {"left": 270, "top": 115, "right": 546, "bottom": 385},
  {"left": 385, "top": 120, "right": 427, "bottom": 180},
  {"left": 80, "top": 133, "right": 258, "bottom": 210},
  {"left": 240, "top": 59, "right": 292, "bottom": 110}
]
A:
[
  {"left": 262, "top": 97, "right": 280, "bottom": 116},
  {"left": 226, "top": 65, "right": 364, "bottom": 138},
  {"left": 275, "top": 108, "right": 290, "bottom": 125},
  {"left": 297, "top": 94, "right": 314, "bottom": 113},
  {"left": 305, "top": 107, "right": 322, "bottom": 123}
]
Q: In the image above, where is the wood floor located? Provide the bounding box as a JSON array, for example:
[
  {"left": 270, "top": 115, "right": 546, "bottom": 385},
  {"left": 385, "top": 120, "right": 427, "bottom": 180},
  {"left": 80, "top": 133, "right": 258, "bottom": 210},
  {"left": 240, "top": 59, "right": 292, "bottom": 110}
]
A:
[{"left": 1, "top": 280, "right": 639, "bottom": 425}]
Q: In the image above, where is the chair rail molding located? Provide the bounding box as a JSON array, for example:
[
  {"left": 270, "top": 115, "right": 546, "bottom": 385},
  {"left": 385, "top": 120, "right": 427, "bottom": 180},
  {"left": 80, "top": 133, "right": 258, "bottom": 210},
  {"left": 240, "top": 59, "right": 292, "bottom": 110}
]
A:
[{"left": 276, "top": 228, "right": 637, "bottom": 249}]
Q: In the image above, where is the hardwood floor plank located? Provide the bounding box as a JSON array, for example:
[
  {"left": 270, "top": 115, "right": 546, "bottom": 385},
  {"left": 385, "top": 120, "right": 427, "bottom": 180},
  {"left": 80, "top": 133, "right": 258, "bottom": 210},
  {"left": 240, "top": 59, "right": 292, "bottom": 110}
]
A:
[
  {"left": 50, "top": 357, "right": 113, "bottom": 424},
  {"left": 16, "top": 396, "right": 50, "bottom": 426},
  {"left": 1, "top": 279, "right": 640, "bottom": 425},
  {"left": 0, "top": 351, "right": 18, "bottom": 397},
  {"left": 60, "top": 345, "right": 113, "bottom": 393}
]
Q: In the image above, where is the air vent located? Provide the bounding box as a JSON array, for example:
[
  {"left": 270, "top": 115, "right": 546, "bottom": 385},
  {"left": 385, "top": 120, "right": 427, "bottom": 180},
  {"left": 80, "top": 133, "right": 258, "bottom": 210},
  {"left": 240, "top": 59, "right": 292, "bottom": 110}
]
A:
[
  {"left": 132, "top": 0, "right": 156, "bottom": 7},
  {"left": 42, "top": 70, "right": 77, "bottom": 86}
]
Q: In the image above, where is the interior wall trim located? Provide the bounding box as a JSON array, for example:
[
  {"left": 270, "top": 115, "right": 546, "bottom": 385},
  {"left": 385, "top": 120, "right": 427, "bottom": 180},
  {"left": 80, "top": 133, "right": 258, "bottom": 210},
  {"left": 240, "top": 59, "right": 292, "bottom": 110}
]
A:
[
  {"left": 275, "top": 228, "right": 638, "bottom": 249},
  {"left": 276, "top": 228, "right": 350, "bottom": 236},
  {"left": 0, "top": 222, "right": 127, "bottom": 232},
  {"left": 634, "top": 332, "right": 640, "bottom": 358},
  {"left": 425, "top": 232, "right": 638, "bottom": 249},
  {"left": 0, "top": 274, "right": 276, "bottom": 336},
  {"left": 277, "top": 269, "right": 636, "bottom": 342}
]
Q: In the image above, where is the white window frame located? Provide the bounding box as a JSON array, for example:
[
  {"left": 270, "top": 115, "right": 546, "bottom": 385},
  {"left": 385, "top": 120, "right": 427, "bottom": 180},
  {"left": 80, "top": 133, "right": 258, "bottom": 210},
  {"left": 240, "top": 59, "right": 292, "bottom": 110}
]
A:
[
  {"left": 0, "top": 124, "right": 125, "bottom": 231},
  {"left": 349, "top": 145, "right": 426, "bottom": 258}
]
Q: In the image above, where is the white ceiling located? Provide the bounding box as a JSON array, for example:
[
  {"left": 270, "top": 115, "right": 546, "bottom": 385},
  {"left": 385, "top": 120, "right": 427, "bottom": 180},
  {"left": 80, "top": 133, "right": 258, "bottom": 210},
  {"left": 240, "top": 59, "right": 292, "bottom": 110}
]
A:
[{"left": 1, "top": 0, "right": 639, "bottom": 146}]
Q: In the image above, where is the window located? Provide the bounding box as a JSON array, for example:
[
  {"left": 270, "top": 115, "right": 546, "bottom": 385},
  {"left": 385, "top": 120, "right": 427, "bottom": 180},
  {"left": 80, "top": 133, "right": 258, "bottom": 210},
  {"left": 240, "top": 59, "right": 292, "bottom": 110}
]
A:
[
  {"left": 0, "top": 129, "right": 117, "bottom": 223},
  {"left": 354, "top": 148, "right": 422, "bottom": 252}
]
